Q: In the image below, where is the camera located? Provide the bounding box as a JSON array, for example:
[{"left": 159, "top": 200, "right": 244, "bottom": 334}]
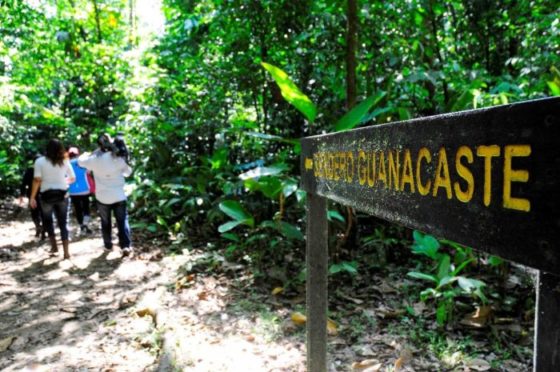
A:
[{"left": 98, "top": 132, "right": 129, "bottom": 162}]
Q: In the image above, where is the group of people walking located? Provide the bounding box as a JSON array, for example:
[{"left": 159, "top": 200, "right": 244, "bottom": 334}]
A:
[{"left": 20, "top": 134, "right": 133, "bottom": 259}]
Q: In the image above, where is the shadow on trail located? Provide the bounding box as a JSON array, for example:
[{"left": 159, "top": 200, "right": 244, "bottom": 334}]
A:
[
  {"left": 67, "top": 250, "right": 118, "bottom": 279},
  {"left": 0, "top": 218, "right": 140, "bottom": 370},
  {"left": 11, "top": 257, "right": 61, "bottom": 282}
]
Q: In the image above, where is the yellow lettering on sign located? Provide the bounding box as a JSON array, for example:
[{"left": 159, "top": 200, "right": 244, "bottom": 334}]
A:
[
  {"left": 377, "top": 151, "right": 387, "bottom": 188},
  {"left": 346, "top": 151, "right": 354, "bottom": 183},
  {"left": 367, "top": 151, "right": 376, "bottom": 187},
  {"left": 476, "top": 145, "right": 500, "bottom": 207},
  {"left": 309, "top": 143, "right": 532, "bottom": 214},
  {"left": 454, "top": 146, "right": 474, "bottom": 203},
  {"left": 358, "top": 150, "right": 367, "bottom": 185},
  {"left": 433, "top": 147, "right": 453, "bottom": 199},
  {"left": 400, "top": 149, "right": 415, "bottom": 193},
  {"left": 305, "top": 157, "right": 314, "bottom": 171},
  {"left": 388, "top": 150, "right": 401, "bottom": 191},
  {"left": 335, "top": 152, "right": 342, "bottom": 181},
  {"left": 503, "top": 145, "right": 531, "bottom": 212},
  {"left": 416, "top": 147, "right": 432, "bottom": 196},
  {"left": 338, "top": 153, "right": 344, "bottom": 182},
  {"left": 313, "top": 154, "right": 320, "bottom": 177}
]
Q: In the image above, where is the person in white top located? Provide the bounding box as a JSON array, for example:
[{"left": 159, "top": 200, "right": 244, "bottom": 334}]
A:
[
  {"left": 78, "top": 133, "right": 133, "bottom": 256},
  {"left": 30, "top": 139, "right": 76, "bottom": 259}
]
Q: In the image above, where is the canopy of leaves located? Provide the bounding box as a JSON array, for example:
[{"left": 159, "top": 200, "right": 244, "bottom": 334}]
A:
[{"left": 1, "top": 0, "right": 558, "bottom": 272}]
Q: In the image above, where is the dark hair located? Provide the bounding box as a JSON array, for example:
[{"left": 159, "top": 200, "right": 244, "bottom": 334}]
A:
[
  {"left": 45, "top": 139, "right": 66, "bottom": 167},
  {"left": 97, "top": 133, "right": 113, "bottom": 153}
]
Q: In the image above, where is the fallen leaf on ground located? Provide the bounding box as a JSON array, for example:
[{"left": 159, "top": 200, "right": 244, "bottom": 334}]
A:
[
  {"left": 0, "top": 336, "right": 15, "bottom": 352},
  {"left": 135, "top": 307, "right": 156, "bottom": 320},
  {"left": 197, "top": 291, "right": 208, "bottom": 301},
  {"left": 291, "top": 312, "right": 307, "bottom": 326},
  {"left": 394, "top": 346, "right": 413, "bottom": 371},
  {"left": 272, "top": 287, "right": 284, "bottom": 295},
  {"left": 327, "top": 318, "right": 338, "bottom": 335},
  {"left": 413, "top": 302, "right": 426, "bottom": 315},
  {"left": 373, "top": 281, "right": 397, "bottom": 294},
  {"left": 460, "top": 305, "right": 493, "bottom": 328},
  {"left": 377, "top": 306, "right": 405, "bottom": 319},
  {"left": 464, "top": 358, "right": 491, "bottom": 371},
  {"left": 353, "top": 344, "right": 376, "bottom": 357},
  {"left": 338, "top": 293, "right": 364, "bottom": 304},
  {"left": 351, "top": 359, "right": 381, "bottom": 370}
]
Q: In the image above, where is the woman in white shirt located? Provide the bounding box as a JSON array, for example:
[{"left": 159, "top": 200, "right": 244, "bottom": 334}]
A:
[{"left": 30, "top": 139, "right": 75, "bottom": 259}]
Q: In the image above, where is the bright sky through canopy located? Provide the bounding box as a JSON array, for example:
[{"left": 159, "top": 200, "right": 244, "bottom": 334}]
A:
[{"left": 136, "top": 0, "right": 165, "bottom": 38}]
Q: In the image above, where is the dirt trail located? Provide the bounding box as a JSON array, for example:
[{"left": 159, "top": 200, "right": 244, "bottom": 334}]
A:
[{"left": 0, "top": 199, "right": 305, "bottom": 371}]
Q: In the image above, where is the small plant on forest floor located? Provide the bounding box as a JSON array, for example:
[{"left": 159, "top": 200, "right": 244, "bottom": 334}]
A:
[
  {"left": 391, "top": 316, "right": 478, "bottom": 366},
  {"left": 407, "top": 231, "right": 487, "bottom": 325}
]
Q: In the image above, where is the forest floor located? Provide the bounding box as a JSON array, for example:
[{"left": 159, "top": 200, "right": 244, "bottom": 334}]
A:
[{"left": 0, "top": 198, "right": 534, "bottom": 371}]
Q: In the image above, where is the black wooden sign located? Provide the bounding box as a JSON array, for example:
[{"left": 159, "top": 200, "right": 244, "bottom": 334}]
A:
[
  {"left": 302, "top": 97, "right": 560, "bottom": 274},
  {"left": 301, "top": 97, "right": 560, "bottom": 372}
]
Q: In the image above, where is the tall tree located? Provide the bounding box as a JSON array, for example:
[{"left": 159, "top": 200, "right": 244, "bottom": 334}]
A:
[{"left": 345, "top": 0, "right": 358, "bottom": 109}]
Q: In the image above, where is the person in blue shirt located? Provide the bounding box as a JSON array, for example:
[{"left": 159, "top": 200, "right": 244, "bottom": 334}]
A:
[{"left": 68, "top": 147, "right": 93, "bottom": 235}]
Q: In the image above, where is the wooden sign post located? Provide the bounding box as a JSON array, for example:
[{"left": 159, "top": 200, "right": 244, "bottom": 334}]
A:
[{"left": 301, "top": 97, "right": 560, "bottom": 372}]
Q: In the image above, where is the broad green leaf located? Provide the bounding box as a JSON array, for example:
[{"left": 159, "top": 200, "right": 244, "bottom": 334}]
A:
[
  {"left": 334, "top": 91, "right": 386, "bottom": 131},
  {"left": 261, "top": 62, "right": 317, "bottom": 123},
  {"left": 451, "top": 258, "right": 475, "bottom": 276},
  {"left": 259, "top": 220, "right": 277, "bottom": 229},
  {"left": 398, "top": 107, "right": 411, "bottom": 120},
  {"left": 221, "top": 233, "right": 240, "bottom": 242},
  {"left": 219, "top": 200, "right": 252, "bottom": 222},
  {"left": 245, "top": 176, "right": 283, "bottom": 198},
  {"left": 412, "top": 231, "right": 440, "bottom": 259},
  {"left": 218, "top": 220, "right": 243, "bottom": 233},
  {"left": 437, "top": 276, "right": 458, "bottom": 288},
  {"left": 245, "top": 132, "right": 284, "bottom": 141},
  {"left": 329, "top": 261, "right": 358, "bottom": 275},
  {"left": 487, "top": 256, "right": 504, "bottom": 267},
  {"left": 156, "top": 216, "right": 167, "bottom": 226},
  {"left": 547, "top": 81, "right": 560, "bottom": 96},
  {"left": 436, "top": 302, "right": 448, "bottom": 325},
  {"left": 457, "top": 276, "right": 485, "bottom": 293},
  {"left": 407, "top": 271, "right": 438, "bottom": 283},
  {"left": 238, "top": 164, "right": 288, "bottom": 180},
  {"left": 341, "top": 261, "right": 358, "bottom": 275},
  {"left": 282, "top": 179, "right": 298, "bottom": 197},
  {"left": 279, "top": 221, "right": 304, "bottom": 240},
  {"left": 210, "top": 147, "right": 229, "bottom": 170},
  {"left": 437, "top": 254, "right": 451, "bottom": 280},
  {"left": 361, "top": 106, "right": 393, "bottom": 123},
  {"left": 451, "top": 89, "right": 474, "bottom": 111},
  {"left": 327, "top": 210, "right": 345, "bottom": 222},
  {"left": 295, "top": 190, "right": 307, "bottom": 203}
]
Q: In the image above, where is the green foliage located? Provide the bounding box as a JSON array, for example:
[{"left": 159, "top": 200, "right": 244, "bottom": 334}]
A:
[
  {"left": 333, "top": 91, "right": 386, "bottom": 131},
  {"left": 408, "top": 231, "right": 486, "bottom": 326},
  {"left": 2, "top": 1, "right": 557, "bottom": 295},
  {"left": 329, "top": 261, "right": 358, "bottom": 276},
  {"left": 261, "top": 62, "right": 317, "bottom": 123},
  {"left": 219, "top": 200, "right": 255, "bottom": 231}
]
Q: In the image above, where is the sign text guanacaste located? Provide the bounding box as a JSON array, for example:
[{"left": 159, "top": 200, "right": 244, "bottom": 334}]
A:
[{"left": 301, "top": 97, "right": 560, "bottom": 275}]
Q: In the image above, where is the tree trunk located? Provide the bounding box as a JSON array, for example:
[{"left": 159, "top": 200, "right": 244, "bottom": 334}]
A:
[
  {"left": 340, "top": 0, "right": 359, "bottom": 253},
  {"left": 428, "top": 0, "right": 449, "bottom": 109},
  {"left": 346, "top": 0, "right": 358, "bottom": 109},
  {"left": 128, "top": 0, "right": 135, "bottom": 46},
  {"left": 92, "top": 0, "right": 103, "bottom": 43}
]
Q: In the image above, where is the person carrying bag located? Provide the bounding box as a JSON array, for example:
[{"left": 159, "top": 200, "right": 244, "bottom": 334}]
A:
[{"left": 29, "top": 139, "right": 76, "bottom": 259}]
